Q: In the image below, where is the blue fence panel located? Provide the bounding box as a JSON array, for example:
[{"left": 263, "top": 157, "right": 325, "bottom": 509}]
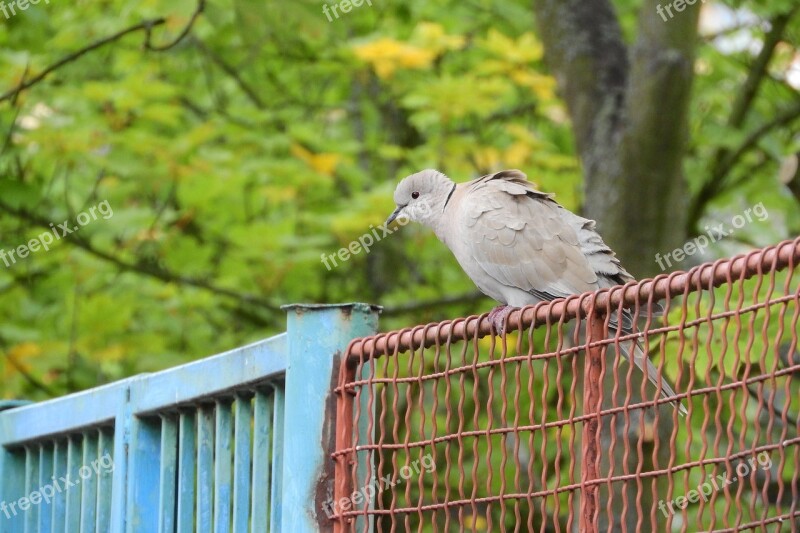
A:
[{"left": 0, "top": 303, "right": 380, "bottom": 533}]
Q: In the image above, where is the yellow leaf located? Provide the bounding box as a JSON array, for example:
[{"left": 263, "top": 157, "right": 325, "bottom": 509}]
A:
[
  {"left": 7, "top": 342, "right": 40, "bottom": 361},
  {"left": 411, "top": 22, "right": 465, "bottom": 55},
  {"left": 468, "top": 514, "right": 488, "bottom": 530},
  {"left": 506, "top": 124, "right": 542, "bottom": 146},
  {"left": 134, "top": 228, "right": 164, "bottom": 242},
  {"left": 97, "top": 344, "right": 126, "bottom": 362},
  {"left": 165, "top": 14, "right": 188, "bottom": 32},
  {"left": 482, "top": 30, "right": 544, "bottom": 64},
  {"left": 309, "top": 153, "right": 340, "bottom": 176},
  {"left": 5, "top": 342, "right": 40, "bottom": 379},
  {"left": 290, "top": 143, "right": 340, "bottom": 176},
  {"left": 352, "top": 38, "right": 436, "bottom": 79},
  {"left": 261, "top": 185, "right": 297, "bottom": 204},
  {"left": 510, "top": 70, "right": 557, "bottom": 100},
  {"left": 504, "top": 142, "right": 531, "bottom": 167},
  {"left": 473, "top": 147, "right": 501, "bottom": 171}
]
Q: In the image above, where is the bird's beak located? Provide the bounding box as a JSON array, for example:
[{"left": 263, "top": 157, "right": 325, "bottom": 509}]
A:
[{"left": 385, "top": 205, "right": 404, "bottom": 226}]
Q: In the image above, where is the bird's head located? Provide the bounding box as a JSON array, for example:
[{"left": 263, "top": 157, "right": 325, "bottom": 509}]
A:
[{"left": 386, "top": 169, "right": 455, "bottom": 228}]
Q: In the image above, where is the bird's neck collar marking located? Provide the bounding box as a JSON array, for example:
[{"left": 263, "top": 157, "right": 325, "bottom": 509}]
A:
[{"left": 442, "top": 182, "right": 456, "bottom": 213}]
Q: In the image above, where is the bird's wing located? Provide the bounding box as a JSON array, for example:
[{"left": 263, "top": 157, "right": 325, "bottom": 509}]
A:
[
  {"left": 559, "top": 206, "right": 635, "bottom": 287},
  {"left": 457, "top": 170, "right": 680, "bottom": 411},
  {"left": 459, "top": 170, "right": 601, "bottom": 300}
]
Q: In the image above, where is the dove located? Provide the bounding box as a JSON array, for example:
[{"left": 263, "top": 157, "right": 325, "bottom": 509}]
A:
[{"left": 387, "top": 168, "right": 687, "bottom": 414}]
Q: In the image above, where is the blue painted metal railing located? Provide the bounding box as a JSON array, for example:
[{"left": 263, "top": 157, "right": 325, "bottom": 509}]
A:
[{"left": 0, "top": 303, "right": 379, "bottom": 532}]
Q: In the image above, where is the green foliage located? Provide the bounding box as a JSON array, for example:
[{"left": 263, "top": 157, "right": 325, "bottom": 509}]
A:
[{"left": 0, "top": 0, "right": 797, "bottom": 413}]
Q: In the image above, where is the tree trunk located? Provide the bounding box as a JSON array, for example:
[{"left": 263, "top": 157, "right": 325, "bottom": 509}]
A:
[
  {"left": 532, "top": 0, "right": 698, "bottom": 277},
  {"left": 532, "top": 0, "right": 701, "bottom": 529}
]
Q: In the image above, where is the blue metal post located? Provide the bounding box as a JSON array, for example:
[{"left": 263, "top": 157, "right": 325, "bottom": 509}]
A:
[
  {"left": 280, "top": 303, "right": 380, "bottom": 532},
  {"left": 0, "top": 399, "right": 31, "bottom": 530}
]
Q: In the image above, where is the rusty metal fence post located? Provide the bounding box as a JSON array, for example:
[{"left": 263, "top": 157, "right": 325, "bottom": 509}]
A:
[
  {"left": 334, "top": 350, "right": 357, "bottom": 533},
  {"left": 580, "top": 305, "right": 606, "bottom": 532}
]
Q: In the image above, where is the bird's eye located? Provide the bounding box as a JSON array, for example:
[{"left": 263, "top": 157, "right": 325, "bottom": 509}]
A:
[{"left": 411, "top": 191, "right": 420, "bottom": 199}]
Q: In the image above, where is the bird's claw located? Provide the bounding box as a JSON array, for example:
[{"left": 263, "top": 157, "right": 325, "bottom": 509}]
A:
[{"left": 487, "top": 305, "right": 514, "bottom": 335}]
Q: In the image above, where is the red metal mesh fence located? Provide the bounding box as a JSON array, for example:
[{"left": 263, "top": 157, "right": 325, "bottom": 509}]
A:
[{"left": 333, "top": 237, "right": 800, "bottom": 532}]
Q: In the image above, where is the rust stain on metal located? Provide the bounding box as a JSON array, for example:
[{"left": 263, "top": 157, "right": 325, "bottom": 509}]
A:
[{"left": 316, "top": 350, "right": 345, "bottom": 530}]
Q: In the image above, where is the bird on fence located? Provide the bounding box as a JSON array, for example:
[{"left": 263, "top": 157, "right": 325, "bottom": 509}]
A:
[{"left": 386, "top": 168, "right": 687, "bottom": 415}]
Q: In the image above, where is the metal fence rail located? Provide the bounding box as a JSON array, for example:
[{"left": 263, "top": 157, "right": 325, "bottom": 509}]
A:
[
  {"left": 0, "top": 335, "right": 288, "bottom": 533},
  {"left": 334, "top": 237, "right": 800, "bottom": 532},
  {"left": 0, "top": 304, "right": 380, "bottom": 533}
]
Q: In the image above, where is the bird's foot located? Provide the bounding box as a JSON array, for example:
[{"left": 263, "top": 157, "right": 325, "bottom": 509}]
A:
[{"left": 487, "top": 305, "right": 514, "bottom": 335}]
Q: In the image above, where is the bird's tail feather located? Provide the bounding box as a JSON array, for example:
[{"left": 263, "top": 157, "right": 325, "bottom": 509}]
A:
[{"left": 616, "top": 336, "right": 688, "bottom": 416}]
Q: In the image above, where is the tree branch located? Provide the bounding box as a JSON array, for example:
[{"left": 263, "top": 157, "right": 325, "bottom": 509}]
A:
[
  {"left": 0, "top": 0, "right": 206, "bottom": 105},
  {"left": 784, "top": 154, "right": 800, "bottom": 209},
  {"left": 688, "top": 8, "right": 797, "bottom": 232},
  {"left": 0, "top": 19, "right": 164, "bottom": 104},
  {"left": 145, "top": 0, "right": 206, "bottom": 52},
  {"left": 381, "top": 291, "right": 488, "bottom": 316},
  {"left": 0, "top": 337, "right": 57, "bottom": 397},
  {"left": 712, "top": 100, "right": 800, "bottom": 188},
  {"left": 193, "top": 38, "right": 266, "bottom": 110},
  {"left": 0, "top": 199, "right": 282, "bottom": 313},
  {"left": 727, "top": 8, "right": 796, "bottom": 130}
]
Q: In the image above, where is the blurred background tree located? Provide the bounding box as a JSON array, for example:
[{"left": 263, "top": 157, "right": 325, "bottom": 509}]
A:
[{"left": 0, "top": 0, "right": 798, "bottom": 406}]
